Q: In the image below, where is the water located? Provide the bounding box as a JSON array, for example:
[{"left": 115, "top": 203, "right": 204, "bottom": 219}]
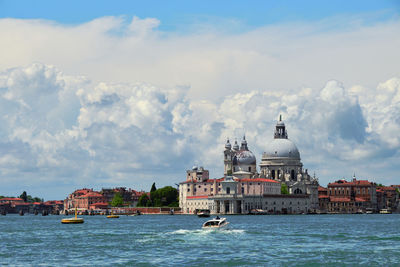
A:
[{"left": 1, "top": 214, "right": 400, "bottom": 266}]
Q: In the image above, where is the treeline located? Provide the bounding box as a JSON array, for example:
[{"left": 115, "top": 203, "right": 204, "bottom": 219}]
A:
[
  {"left": 137, "top": 183, "right": 178, "bottom": 207},
  {"left": 0, "top": 191, "right": 43, "bottom": 202}
]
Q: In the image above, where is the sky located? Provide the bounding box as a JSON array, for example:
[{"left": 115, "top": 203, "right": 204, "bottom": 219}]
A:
[{"left": 0, "top": 1, "right": 399, "bottom": 200}]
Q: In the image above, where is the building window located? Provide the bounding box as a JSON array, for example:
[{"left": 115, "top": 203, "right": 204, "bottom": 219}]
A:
[
  {"left": 187, "top": 188, "right": 190, "bottom": 192},
  {"left": 241, "top": 187, "right": 244, "bottom": 194},
  {"left": 204, "top": 188, "right": 207, "bottom": 192},
  {"left": 226, "top": 187, "right": 230, "bottom": 194},
  {"left": 211, "top": 188, "right": 213, "bottom": 192},
  {"left": 218, "top": 188, "right": 221, "bottom": 192},
  {"left": 249, "top": 167, "right": 251, "bottom": 172}
]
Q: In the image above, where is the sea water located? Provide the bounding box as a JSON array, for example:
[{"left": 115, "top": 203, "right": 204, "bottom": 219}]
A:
[{"left": 1, "top": 214, "right": 400, "bottom": 266}]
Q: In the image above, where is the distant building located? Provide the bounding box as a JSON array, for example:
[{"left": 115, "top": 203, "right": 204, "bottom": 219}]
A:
[
  {"left": 179, "top": 116, "right": 319, "bottom": 214},
  {"left": 318, "top": 186, "right": 329, "bottom": 212},
  {"left": 64, "top": 188, "right": 107, "bottom": 211},
  {"left": 376, "top": 186, "right": 399, "bottom": 212},
  {"left": 100, "top": 187, "right": 146, "bottom": 206},
  {"left": 64, "top": 187, "right": 146, "bottom": 212},
  {"left": 325, "top": 176, "right": 377, "bottom": 213},
  {"left": 0, "top": 197, "right": 62, "bottom": 214}
]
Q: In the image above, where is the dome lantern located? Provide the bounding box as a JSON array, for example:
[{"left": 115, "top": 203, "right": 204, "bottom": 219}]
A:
[
  {"left": 240, "top": 135, "right": 248, "bottom": 150},
  {"left": 274, "top": 115, "right": 288, "bottom": 139},
  {"left": 225, "top": 138, "right": 232, "bottom": 150},
  {"left": 233, "top": 139, "right": 239, "bottom": 151}
]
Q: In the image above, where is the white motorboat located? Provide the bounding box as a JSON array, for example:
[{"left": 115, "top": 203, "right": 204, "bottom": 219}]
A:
[
  {"left": 202, "top": 217, "right": 229, "bottom": 229},
  {"left": 197, "top": 209, "right": 210, "bottom": 218}
]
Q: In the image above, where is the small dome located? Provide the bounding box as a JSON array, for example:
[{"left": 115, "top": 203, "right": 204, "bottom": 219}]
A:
[
  {"left": 277, "top": 120, "right": 285, "bottom": 126},
  {"left": 192, "top": 166, "right": 198, "bottom": 170},
  {"left": 263, "top": 138, "right": 300, "bottom": 159},
  {"left": 233, "top": 140, "right": 239, "bottom": 150},
  {"left": 225, "top": 139, "right": 231, "bottom": 149},
  {"left": 236, "top": 150, "right": 256, "bottom": 165}
]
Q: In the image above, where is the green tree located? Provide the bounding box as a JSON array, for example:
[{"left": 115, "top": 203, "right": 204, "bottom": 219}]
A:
[
  {"left": 150, "top": 182, "right": 157, "bottom": 205},
  {"left": 151, "top": 186, "right": 179, "bottom": 207},
  {"left": 137, "top": 194, "right": 150, "bottom": 207},
  {"left": 32, "top": 197, "right": 42, "bottom": 203},
  {"left": 150, "top": 182, "right": 157, "bottom": 193},
  {"left": 20, "top": 191, "right": 27, "bottom": 202},
  {"left": 111, "top": 192, "right": 124, "bottom": 207},
  {"left": 281, "top": 183, "right": 289, "bottom": 195}
]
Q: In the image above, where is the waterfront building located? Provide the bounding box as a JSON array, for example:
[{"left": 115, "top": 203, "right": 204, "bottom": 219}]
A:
[
  {"left": 0, "top": 197, "right": 62, "bottom": 214},
  {"left": 64, "top": 188, "right": 108, "bottom": 211},
  {"left": 376, "top": 186, "right": 399, "bottom": 212},
  {"left": 326, "top": 176, "right": 377, "bottom": 213},
  {"left": 179, "top": 117, "right": 319, "bottom": 214},
  {"left": 318, "top": 186, "right": 329, "bottom": 213},
  {"left": 100, "top": 187, "right": 146, "bottom": 206}
]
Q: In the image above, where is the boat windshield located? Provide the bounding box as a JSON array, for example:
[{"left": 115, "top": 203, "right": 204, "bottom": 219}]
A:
[{"left": 204, "top": 220, "right": 219, "bottom": 227}]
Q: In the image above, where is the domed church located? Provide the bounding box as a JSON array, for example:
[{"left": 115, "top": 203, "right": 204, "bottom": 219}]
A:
[
  {"left": 179, "top": 115, "right": 320, "bottom": 215},
  {"left": 223, "top": 136, "right": 257, "bottom": 178},
  {"left": 259, "top": 116, "right": 319, "bottom": 200}
]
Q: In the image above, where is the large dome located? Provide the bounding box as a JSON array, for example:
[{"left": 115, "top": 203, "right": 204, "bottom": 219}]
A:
[
  {"left": 263, "top": 138, "right": 300, "bottom": 159},
  {"left": 236, "top": 150, "right": 256, "bottom": 165}
]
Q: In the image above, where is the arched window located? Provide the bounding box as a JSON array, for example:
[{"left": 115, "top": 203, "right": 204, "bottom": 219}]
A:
[
  {"left": 294, "top": 188, "right": 302, "bottom": 194},
  {"left": 291, "top": 170, "right": 295, "bottom": 180},
  {"left": 226, "top": 187, "right": 230, "bottom": 194},
  {"left": 248, "top": 166, "right": 251, "bottom": 172},
  {"left": 271, "top": 170, "right": 275, "bottom": 179}
]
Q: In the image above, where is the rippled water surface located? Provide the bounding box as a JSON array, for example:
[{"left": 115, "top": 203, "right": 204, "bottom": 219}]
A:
[{"left": 1, "top": 214, "right": 400, "bottom": 266}]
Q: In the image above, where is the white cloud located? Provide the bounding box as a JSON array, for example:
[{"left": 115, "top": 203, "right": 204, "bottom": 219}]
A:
[
  {"left": 1, "top": 63, "right": 399, "bottom": 199},
  {"left": 0, "top": 15, "right": 399, "bottom": 198}
]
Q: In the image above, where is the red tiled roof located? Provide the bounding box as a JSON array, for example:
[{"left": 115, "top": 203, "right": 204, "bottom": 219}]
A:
[
  {"left": 379, "top": 186, "right": 397, "bottom": 191},
  {"left": 355, "top": 197, "right": 367, "bottom": 202},
  {"left": 330, "top": 197, "right": 351, "bottom": 202},
  {"left": 14, "top": 202, "right": 31, "bottom": 206},
  {"left": 187, "top": 195, "right": 208, "bottom": 199},
  {"left": 318, "top": 195, "right": 330, "bottom": 199},
  {"left": 329, "top": 179, "right": 373, "bottom": 187},
  {"left": 33, "top": 202, "right": 42, "bottom": 205},
  {"left": 90, "top": 202, "right": 108, "bottom": 207},
  {"left": 318, "top": 186, "right": 327, "bottom": 191},
  {"left": 80, "top": 192, "right": 103, "bottom": 198},
  {"left": 240, "top": 178, "right": 279, "bottom": 183}
]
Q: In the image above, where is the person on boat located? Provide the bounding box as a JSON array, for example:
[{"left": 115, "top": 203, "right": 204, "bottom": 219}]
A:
[{"left": 215, "top": 216, "right": 220, "bottom": 219}]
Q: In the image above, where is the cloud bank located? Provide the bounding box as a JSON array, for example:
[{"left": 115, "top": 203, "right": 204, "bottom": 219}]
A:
[
  {"left": 0, "top": 16, "right": 399, "bottom": 198},
  {"left": 0, "top": 63, "right": 399, "bottom": 199}
]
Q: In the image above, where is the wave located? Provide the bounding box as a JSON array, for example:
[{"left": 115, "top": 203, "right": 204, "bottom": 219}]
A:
[{"left": 169, "top": 229, "right": 245, "bottom": 235}]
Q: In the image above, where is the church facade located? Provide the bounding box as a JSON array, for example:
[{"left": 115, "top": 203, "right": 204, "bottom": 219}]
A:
[{"left": 179, "top": 117, "right": 319, "bottom": 214}]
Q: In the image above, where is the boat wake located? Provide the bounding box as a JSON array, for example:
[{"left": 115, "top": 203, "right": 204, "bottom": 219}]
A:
[{"left": 169, "top": 229, "right": 245, "bottom": 235}]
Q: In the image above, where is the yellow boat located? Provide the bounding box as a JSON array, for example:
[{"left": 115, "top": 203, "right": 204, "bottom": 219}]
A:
[
  {"left": 107, "top": 211, "right": 119, "bottom": 218},
  {"left": 61, "top": 207, "right": 84, "bottom": 224}
]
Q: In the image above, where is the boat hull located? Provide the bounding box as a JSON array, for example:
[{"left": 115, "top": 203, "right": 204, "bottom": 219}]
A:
[
  {"left": 61, "top": 218, "right": 84, "bottom": 224},
  {"left": 202, "top": 222, "right": 230, "bottom": 229}
]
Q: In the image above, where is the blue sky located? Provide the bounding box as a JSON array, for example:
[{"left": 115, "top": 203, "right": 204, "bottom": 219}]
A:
[
  {"left": 1, "top": 0, "right": 399, "bottom": 30},
  {"left": 0, "top": 1, "right": 399, "bottom": 199}
]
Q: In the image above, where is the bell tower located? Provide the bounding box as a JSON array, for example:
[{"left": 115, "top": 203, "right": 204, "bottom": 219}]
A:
[{"left": 224, "top": 139, "right": 233, "bottom": 175}]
